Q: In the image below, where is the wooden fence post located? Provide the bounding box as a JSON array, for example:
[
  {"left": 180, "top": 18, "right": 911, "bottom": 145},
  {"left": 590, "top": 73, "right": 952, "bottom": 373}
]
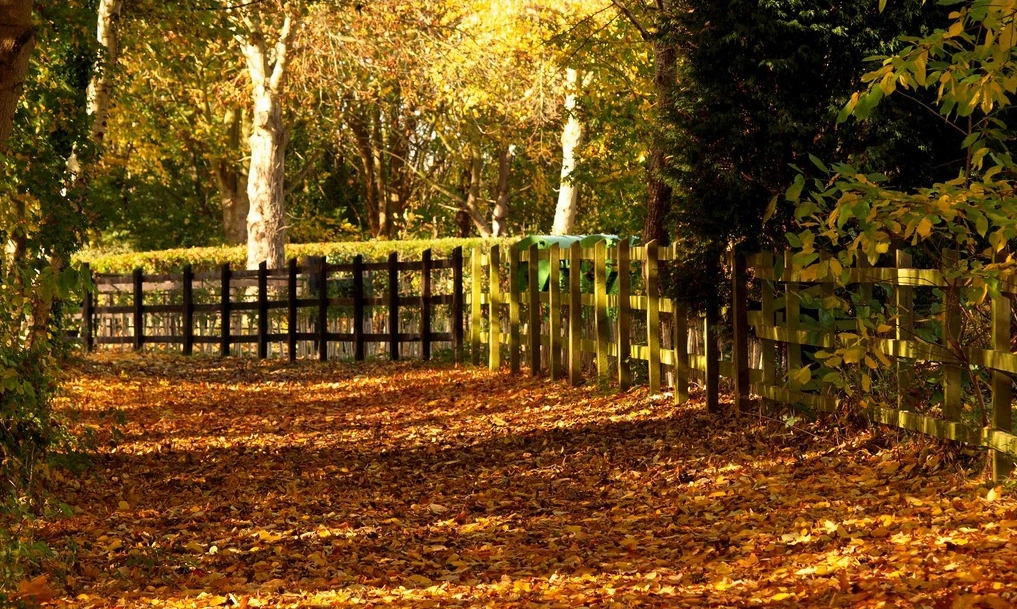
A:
[
  {"left": 895, "top": 250, "right": 914, "bottom": 410},
  {"left": 421, "top": 249, "right": 433, "bottom": 361},
  {"left": 287, "top": 258, "right": 297, "bottom": 362},
  {"left": 317, "top": 257, "right": 328, "bottom": 362},
  {"left": 258, "top": 261, "right": 268, "bottom": 359},
  {"left": 759, "top": 254, "right": 777, "bottom": 410},
  {"left": 471, "top": 248, "right": 482, "bottom": 365},
  {"left": 942, "top": 249, "right": 962, "bottom": 421},
  {"left": 133, "top": 268, "right": 144, "bottom": 352},
  {"left": 388, "top": 252, "right": 399, "bottom": 361},
  {"left": 617, "top": 241, "right": 631, "bottom": 391},
  {"left": 548, "top": 244, "right": 561, "bottom": 381},
  {"left": 489, "top": 244, "right": 501, "bottom": 370},
  {"left": 220, "top": 263, "right": 231, "bottom": 357},
  {"left": 730, "top": 248, "right": 750, "bottom": 413},
  {"left": 568, "top": 242, "right": 582, "bottom": 386},
  {"left": 992, "top": 250, "right": 1013, "bottom": 481},
  {"left": 452, "top": 247, "right": 465, "bottom": 363},
  {"left": 353, "top": 255, "right": 365, "bottom": 361},
  {"left": 594, "top": 241, "right": 610, "bottom": 385},
  {"left": 646, "top": 241, "right": 661, "bottom": 394},
  {"left": 82, "top": 263, "right": 93, "bottom": 354},
  {"left": 183, "top": 264, "right": 194, "bottom": 356},
  {"left": 509, "top": 246, "right": 521, "bottom": 373},
  {"left": 528, "top": 243, "right": 541, "bottom": 376}
]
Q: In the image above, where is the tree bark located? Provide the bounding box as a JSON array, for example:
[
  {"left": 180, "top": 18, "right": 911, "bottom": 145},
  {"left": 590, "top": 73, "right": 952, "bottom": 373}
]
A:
[
  {"left": 87, "top": 0, "right": 122, "bottom": 146},
  {"left": 491, "top": 145, "right": 511, "bottom": 238},
  {"left": 0, "top": 0, "right": 33, "bottom": 150},
  {"left": 239, "top": 10, "right": 298, "bottom": 270},
  {"left": 552, "top": 68, "right": 584, "bottom": 236}
]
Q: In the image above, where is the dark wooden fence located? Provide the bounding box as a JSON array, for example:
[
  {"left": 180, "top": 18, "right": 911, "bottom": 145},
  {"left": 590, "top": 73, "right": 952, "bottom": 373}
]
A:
[{"left": 80, "top": 248, "right": 465, "bottom": 361}]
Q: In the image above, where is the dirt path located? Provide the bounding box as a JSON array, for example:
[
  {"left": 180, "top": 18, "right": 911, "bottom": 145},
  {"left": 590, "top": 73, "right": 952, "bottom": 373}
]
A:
[{"left": 32, "top": 354, "right": 1017, "bottom": 607}]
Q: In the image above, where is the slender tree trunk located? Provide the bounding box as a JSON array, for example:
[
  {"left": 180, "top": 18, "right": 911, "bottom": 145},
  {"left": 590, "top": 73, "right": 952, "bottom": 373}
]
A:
[
  {"left": 643, "top": 21, "right": 677, "bottom": 244},
  {"left": 349, "top": 113, "right": 381, "bottom": 238},
  {"left": 552, "top": 68, "right": 584, "bottom": 236},
  {"left": 491, "top": 145, "right": 511, "bottom": 238},
  {"left": 239, "top": 11, "right": 298, "bottom": 270},
  {"left": 0, "top": 0, "right": 33, "bottom": 150},
  {"left": 87, "top": 0, "right": 122, "bottom": 146},
  {"left": 462, "top": 145, "right": 492, "bottom": 238}
]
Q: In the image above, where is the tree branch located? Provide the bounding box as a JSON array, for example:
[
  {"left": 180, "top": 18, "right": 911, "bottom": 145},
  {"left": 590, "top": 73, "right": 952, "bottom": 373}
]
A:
[{"left": 610, "top": 0, "right": 652, "bottom": 42}]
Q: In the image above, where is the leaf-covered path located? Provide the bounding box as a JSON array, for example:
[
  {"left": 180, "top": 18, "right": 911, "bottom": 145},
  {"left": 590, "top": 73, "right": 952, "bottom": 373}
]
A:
[{"left": 36, "top": 355, "right": 1017, "bottom": 607}]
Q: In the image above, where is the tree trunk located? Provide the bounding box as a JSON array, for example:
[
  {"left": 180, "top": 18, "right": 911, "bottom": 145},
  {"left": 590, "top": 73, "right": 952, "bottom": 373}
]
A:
[
  {"left": 215, "top": 107, "right": 249, "bottom": 244},
  {"left": 491, "top": 145, "right": 511, "bottom": 238},
  {"left": 643, "top": 22, "right": 677, "bottom": 244},
  {"left": 462, "top": 145, "right": 492, "bottom": 238},
  {"left": 0, "top": 0, "right": 33, "bottom": 150},
  {"left": 87, "top": 0, "right": 123, "bottom": 146},
  {"left": 239, "top": 11, "right": 298, "bottom": 270},
  {"left": 552, "top": 68, "right": 584, "bottom": 236}
]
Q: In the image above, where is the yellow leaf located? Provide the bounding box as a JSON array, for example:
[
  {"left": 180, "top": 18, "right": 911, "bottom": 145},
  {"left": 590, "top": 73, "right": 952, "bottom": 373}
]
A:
[
  {"left": 986, "top": 486, "right": 1001, "bottom": 502},
  {"left": 770, "top": 592, "right": 793, "bottom": 601},
  {"left": 407, "top": 574, "right": 433, "bottom": 587},
  {"left": 916, "top": 217, "right": 934, "bottom": 239},
  {"left": 117, "top": 500, "right": 131, "bottom": 511}
]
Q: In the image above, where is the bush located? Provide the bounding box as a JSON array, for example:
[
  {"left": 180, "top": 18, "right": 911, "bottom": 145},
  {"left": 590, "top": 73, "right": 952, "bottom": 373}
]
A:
[{"left": 75, "top": 238, "right": 515, "bottom": 274}]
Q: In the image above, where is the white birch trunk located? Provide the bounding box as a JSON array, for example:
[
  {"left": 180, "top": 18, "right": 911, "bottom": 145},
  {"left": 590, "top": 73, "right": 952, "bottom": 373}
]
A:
[
  {"left": 87, "top": 0, "right": 122, "bottom": 146},
  {"left": 239, "top": 11, "right": 298, "bottom": 270},
  {"left": 0, "top": 0, "right": 34, "bottom": 149},
  {"left": 552, "top": 68, "right": 584, "bottom": 236}
]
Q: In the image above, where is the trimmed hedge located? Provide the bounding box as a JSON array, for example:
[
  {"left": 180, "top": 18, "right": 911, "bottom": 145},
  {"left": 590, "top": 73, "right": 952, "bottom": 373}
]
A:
[{"left": 75, "top": 238, "right": 514, "bottom": 275}]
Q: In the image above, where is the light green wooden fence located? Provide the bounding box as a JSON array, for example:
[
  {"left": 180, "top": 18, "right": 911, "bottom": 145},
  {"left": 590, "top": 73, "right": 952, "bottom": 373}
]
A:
[{"left": 467, "top": 243, "right": 1017, "bottom": 481}]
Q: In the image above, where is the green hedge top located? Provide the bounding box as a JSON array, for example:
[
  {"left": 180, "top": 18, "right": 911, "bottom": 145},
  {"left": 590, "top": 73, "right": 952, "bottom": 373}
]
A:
[{"left": 75, "top": 238, "right": 513, "bottom": 275}]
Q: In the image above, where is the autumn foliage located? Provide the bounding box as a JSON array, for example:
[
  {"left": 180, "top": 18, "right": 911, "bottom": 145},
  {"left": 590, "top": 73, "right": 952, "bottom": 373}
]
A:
[{"left": 16, "top": 355, "right": 1017, "bottom": 607}]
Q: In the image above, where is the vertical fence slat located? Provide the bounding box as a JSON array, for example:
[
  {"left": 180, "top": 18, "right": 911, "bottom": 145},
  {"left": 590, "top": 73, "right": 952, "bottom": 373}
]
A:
[
  {"left": 471, "top": 248, "right": 482, "bottom": 366},
  {"left": 509, "top": 246, "right": 521, "bottom": 374},
  {"left": 258, "top": 261, "right": 268, "bottom": 359},
  {"left": 730, "top": 249, "right": 750, "bottom": 412},
  {"left": 673, "top": 302, "right": 689, "bottom": 404},
  {"left": 594, "top": 241, "right": 609, "bottom": 385},
  {"left": 646, "top": 241, "right": 661, "bottom": 394},
  {"left": 353, "top": 255, "right": 365, "bottom": 361},
  {"left": 452, "top": 247, "right": 465, "bottom": 363},
  {"left": 388, "top": 252, "right": 399, "bottom": 361},
  {"left": 421, "top": 249, "right": 432, "bottom": 361},
  {"left": 760, "top": 254, "right": 777, "bottom": 409},
  {"left": 568, "top": 242, "right": 582, "bottom": 386},
  {"left": 992, "top": 250, "right": 1013, "bottom": 482},
  {"left": 549, "top": 244, "right": 561, "bottom": 381},
  {"left": 705, "top": 311, "right": 720, "bottom": 413},
  {"left": 82, "top": 263, "right": 93, "bottom": 354},
  {"left": 220, "top": 263, "right": 231, "bottom": 357},
  {"left": 784, "top": 251, "right": 803, "bottom": 391},
  {"left": 489, "top": 245, "right": 501, "bottom": 371},
  {"left": 895, "top": 250, "right": 914, "bottom": 410},
  {"left": 317, "top": 257, "right": 328, "bottom": 362},
  {"left": 942, "top": 249, "right": 962, "bottom": 421},
  {"left": 528, "top": 243, "right": 541, "bottom": 376},
  {"left": 617, "top": 241, "right": 631, "bottom": 391},
  {"left": 133, "top": 268, "right": 144, "bottom": 352},
  {"left": 183, "top": 264, "right": 194, "bottom": 356},
  {"left": 287, "top": 258, "right": 297, "bottom": 362}
]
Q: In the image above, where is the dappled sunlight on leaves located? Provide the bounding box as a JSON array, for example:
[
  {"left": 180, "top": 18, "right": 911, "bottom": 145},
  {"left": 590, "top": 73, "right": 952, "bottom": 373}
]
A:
[{"left": 33, "top": 354, "right": 1017, "bottom": 607}]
